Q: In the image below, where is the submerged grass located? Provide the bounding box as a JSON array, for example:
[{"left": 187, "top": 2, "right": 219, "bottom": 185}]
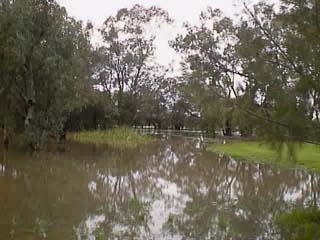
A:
[
  {"left": 69, "top": 127, "right": 154, "bottom": 149},
  {"left": 207, "top": 141, "right": 320, "bottom": 171},
  {"left": 275, "top": 209, "right": 320, "bottom": 240}
]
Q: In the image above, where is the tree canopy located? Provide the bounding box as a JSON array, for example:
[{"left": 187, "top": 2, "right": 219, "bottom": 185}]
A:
[
  {"left": 0, "top": 0, "right": 94, "bottom": 147},
  {"left": 171, "top": 0, "right": 320, "bottom": 146},
  {"left": 1, "top": 0, "right": 320, "bottom": 148}
]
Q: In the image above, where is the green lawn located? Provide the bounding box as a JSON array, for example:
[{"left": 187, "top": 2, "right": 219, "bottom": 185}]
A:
[
  {"left": 69, "top": 127, "right": 154, "bottom": 149},
  {"left": 207, "top": 141, "right": 320, "bottom": 171}
]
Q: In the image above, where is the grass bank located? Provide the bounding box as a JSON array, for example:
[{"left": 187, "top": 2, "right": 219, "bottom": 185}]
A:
[
  {"left": 207, "top": 141, "right": 320, "bottom": 171},
  {"left": 69, "top": 127, "right": 154, "bottom": 149}
]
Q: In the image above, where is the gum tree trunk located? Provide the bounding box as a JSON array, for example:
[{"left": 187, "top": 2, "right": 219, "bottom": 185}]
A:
[
  {"left": 24, "top": 61, "right": 36, "bottom": 146},
  {"left": 3, "top": 120, "right": 8, "bottom": 149}
]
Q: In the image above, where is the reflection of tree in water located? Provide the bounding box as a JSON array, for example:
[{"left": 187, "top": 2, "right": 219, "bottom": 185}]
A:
[
  {"left": 0, "top": 139, "right": 320, "bottom": 239},
  {"left": 162, "top": 146, "right": 320, "bottom": 240},
  {"left": 77, "top": 138, "right": 195, "bottom": 239},
  {"left": 0, "top": 142, "right": 166, "bottom": 239},
  {"left": 82, "top": 146, "right": 162, "bottom": 239}
]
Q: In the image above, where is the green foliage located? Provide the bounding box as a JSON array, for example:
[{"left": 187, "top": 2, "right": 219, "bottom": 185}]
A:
[
  {"left": 171, "top": 8, "right": 237, "bottom": 134},
  {"left": 0, "top": 0, "right": 94, "bottom": 146},
  {"left": 2, "top": 0, "right": 320, "bottom": 148},
  {"left": 275, "top": 209, "right": 320, "bottom": 240},
  {"left": 96, "top": 5, "right": 172, "bottom": 126},
  {"left": 171, "top": 0, "right": 320, "bottom": 145},
  {"left": 135, "top": 84, "right": 169, "bottom": 128},
  {"left": 69, "top": 127, "right": 155, "bottom": 149},
  {"left": 208, "top": 141, "right": 320, "bottom": 171}
]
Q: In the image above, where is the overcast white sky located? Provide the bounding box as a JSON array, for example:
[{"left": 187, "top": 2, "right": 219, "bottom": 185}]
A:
[{"left": 56, "top": 0, "right": 261, "bottom": 68}]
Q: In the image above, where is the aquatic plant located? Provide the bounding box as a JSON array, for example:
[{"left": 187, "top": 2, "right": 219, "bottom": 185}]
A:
[
  {"left": 275, "top": 209, "right": 320, "bottom": 240},
  {"left": 69, "top": 127, "right": 154, "bottom": 149}
]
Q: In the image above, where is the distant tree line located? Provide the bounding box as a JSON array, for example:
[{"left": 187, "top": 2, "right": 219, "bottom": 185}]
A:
[{"left": 0, "top": 0, "right": 319, "bottom": 148}]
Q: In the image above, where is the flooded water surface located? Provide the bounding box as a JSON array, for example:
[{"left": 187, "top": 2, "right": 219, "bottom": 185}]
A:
[{"left": 0, "top": 137, "right": 320, "bottom": 239}]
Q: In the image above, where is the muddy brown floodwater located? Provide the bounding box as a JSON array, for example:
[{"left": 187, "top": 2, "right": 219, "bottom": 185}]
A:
[{"left": 0, "top": 136, "right": 319, "bottom": 240}]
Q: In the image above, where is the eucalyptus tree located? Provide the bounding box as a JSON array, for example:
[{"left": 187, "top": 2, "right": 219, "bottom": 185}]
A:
[
  {"left": 171, "top": 8, "right": 239, "bottom": 135},
  {"left": 134, "top": 73, "right": 171, "bottom": 129},
  {"left": 0, "top": 0, "right": 94, "bottom": 147},
  {"left": 97, "top": 5, "right": 172, "bottom": 125},
  {"left": 172, "top": 1, "right": 320, "bottom": 146},
  {"left": 234, "top": 0, "right": 320, "bottom": 147}
]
